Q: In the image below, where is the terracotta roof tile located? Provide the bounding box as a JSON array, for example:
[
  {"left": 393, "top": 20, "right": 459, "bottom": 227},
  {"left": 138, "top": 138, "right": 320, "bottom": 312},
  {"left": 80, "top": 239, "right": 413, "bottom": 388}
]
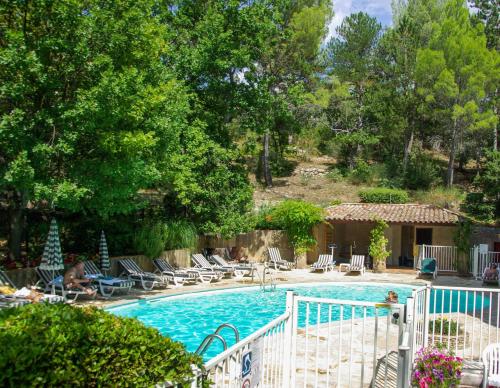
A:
[{"left": 325, "top": 203, "right": 460, "bottom": 225}]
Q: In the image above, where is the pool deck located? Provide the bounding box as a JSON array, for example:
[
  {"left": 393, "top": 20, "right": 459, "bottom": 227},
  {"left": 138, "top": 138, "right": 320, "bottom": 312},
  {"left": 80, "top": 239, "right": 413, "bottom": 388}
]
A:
[{"left": 82, "top": 266, "right": 486, "bottom": 308}]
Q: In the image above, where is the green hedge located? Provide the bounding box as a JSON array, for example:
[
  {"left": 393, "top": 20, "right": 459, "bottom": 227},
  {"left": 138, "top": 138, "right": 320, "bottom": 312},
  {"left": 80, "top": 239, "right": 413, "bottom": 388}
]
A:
[
  {"left": 358, "top": 188, "right": 409, "bottom": 204},
  {"left": 0, "top": 303, "right": 204, "bottom": 387}
]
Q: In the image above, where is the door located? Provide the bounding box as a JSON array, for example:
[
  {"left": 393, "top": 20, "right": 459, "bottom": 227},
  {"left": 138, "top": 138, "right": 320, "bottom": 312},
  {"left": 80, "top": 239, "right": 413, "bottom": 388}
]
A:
[{"left": 416, "top": 228, "right": 433, "bottom": 246}]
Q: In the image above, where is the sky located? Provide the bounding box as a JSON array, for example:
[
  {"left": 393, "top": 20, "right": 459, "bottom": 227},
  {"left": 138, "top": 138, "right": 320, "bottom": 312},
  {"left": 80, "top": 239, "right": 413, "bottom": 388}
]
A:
[{"left": 327, "top": 0, "right": 394, "bottom": 39}]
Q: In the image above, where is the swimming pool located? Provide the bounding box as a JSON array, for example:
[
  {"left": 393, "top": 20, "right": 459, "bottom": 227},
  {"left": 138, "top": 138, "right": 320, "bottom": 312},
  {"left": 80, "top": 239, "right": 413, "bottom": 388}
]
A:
[{"left": 107, "top": 282, "right": 415, "bottom": 359}]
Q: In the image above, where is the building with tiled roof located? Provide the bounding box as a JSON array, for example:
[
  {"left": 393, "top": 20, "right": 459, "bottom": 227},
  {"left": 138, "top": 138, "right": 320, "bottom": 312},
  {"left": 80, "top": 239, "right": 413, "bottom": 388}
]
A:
[
  {"left": 309, "top": 203, "right": 462, "bottom": 269},
  {"left": 324, "top": 203, "right": 460, "bottom": 225}
]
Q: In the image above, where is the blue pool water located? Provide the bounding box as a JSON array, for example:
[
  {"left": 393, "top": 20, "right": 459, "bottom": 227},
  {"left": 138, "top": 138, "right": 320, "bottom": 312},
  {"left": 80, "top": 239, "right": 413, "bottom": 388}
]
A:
[
  {"left": 107, "top": 283, "right": 413, "bottom": 359},
  {"left": 107, "top": 283, "right": 490, "bottom": 360}
]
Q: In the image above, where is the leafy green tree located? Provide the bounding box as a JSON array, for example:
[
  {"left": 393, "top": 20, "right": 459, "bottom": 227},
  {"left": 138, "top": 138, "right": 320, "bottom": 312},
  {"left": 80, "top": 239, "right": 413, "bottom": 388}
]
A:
[
  {"left": 468, "top": 0, "right": 499, "bottom": 51},
  {"left": 323, "top": 12, "right": 381, "bottom": 167},
  {"left": 415, "top": 0, "right": 498, "bottom": 187},
  {"left": 0, "top": 0, "right": 190, "bottom": 259}
]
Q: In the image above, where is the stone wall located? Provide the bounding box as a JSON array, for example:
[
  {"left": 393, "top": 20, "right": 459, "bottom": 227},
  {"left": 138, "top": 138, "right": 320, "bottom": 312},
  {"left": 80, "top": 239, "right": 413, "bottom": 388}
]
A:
[
  {"left": 198, "top": 230, "right": 295, "bottom": 265},
  {"left": 471, "top": 226, "right": 500, "bottom": 250}
]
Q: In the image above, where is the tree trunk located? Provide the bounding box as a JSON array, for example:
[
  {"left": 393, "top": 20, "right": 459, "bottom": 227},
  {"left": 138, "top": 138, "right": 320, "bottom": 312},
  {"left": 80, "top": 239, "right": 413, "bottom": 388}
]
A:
[
  {"left": 446, "top": 120, "right": 457, "bottom": 188},
  {"left": 7, "top": 192, "right": 26, "bottom": 261},
  {"left": 402, "top": 126, "right": 414, "bottom": 174},
  {"left": 262, "top": 131, "right": 273, "bottom": 187},
  {"left": 493, "top": 89, "right": 498, "bottom": 151}
]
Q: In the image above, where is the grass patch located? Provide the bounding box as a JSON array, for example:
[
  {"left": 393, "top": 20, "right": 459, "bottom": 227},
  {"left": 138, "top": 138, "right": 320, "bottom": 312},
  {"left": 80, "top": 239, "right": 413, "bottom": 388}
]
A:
[{"left": 412, "top": 187, "right": 465, "bottom": 210}]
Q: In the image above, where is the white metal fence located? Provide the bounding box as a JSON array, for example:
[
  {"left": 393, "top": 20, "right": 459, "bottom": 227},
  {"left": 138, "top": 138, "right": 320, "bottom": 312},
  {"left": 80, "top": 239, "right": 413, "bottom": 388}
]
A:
[
  {"left": 202, "top": 285, "right": 500, "bottom": 387},
  {"left": 290, "top": 296, "right": 405, "bottom": 388},
  {"left": 417, "top": 245, "right": 458, "bottom": 272},
  {"left": 203, "top": 299, "right": 292, "bottom": 387}
]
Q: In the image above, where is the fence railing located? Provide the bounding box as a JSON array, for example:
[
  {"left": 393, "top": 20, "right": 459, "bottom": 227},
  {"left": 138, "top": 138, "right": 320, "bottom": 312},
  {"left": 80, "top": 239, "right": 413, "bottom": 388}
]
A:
[
  {"left": 290, "top": 295, "right": 406, "bottom": 388},
  {"left": 203, "top": 293, "right": 292, "bottom": 387},
  {"left": 417, "top": 245, "right": 459, "bottom": 272},
  {"left": 418, "top": 285, "right": 500, "bottom": 362}
]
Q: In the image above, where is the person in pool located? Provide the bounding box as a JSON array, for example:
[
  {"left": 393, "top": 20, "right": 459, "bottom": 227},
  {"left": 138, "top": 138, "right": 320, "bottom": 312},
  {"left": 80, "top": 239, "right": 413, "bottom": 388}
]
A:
[
  {"left": 64, "top": 261, "right": 97, "bottom": 296},
  {"left": 385, "top": 291, "right": 398, "bottom": 303}
]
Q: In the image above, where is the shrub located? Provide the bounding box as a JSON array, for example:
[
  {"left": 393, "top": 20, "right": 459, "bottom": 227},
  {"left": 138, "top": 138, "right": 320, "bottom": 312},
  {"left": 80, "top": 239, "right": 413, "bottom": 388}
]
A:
[
  {"left": 325, "top": 168, "right": 344, "bottom": 182},
  {"left": 0, "top": 303, "right": 204, "bottom": 387},
  {"left": 164, "top": 220, "right": 198, "bottom": 251},
  {"left": 413, "top": 186, "right": 465, "bottom": 209},
  {"left": 134, "top": 221, "right": 168, "bottom": 258},
  {"left": 404, "top": 151, "right": 439, "bottom": 190},
  {"left": 349, "top": 159, "right": 371, "bottom": 184},
  {"left": 359, "top": 188, "right": 409, "bottom": 204},
  {"left": 461, "top": 192, "right": 497, "bottom": 223},
  {"left": 257, "top": 200, "right": 324, "bottom": 254},
  {"left": 429, "top": 318, "right": 462, "bottom": 336},
  {"left": 369, "top": 219, "right": 391, "bottom": 272}
]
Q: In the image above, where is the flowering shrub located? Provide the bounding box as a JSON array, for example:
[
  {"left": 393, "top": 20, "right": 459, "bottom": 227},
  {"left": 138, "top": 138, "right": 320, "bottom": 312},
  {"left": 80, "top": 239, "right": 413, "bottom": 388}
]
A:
[{"left": 412, "top": 346, "right": 462, "bottom": 387}]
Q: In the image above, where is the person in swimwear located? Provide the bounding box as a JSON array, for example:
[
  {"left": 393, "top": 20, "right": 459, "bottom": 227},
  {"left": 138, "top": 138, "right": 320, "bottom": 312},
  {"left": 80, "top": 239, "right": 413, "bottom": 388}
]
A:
[{"left": 63, "top": 261, "right": 96, "bottom": 296}]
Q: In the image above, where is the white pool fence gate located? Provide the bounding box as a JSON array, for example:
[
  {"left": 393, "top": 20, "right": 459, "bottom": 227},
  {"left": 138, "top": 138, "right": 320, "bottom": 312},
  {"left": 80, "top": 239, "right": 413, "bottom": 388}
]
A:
[{"left": 198, "top": 285, "right": 500, "bottom": 387}]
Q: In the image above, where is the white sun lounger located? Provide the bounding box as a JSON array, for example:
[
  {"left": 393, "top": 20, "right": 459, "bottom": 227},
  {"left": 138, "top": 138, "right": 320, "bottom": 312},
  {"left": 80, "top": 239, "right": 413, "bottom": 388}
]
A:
[
  {"left": 36, "top": 268, "right": 97, "bottom": 302},
  {"left": 191, "top": 254, "right": 227, "bottom": 279},
  {"left": 346, "top": 255, "right": 365, "bottom": 275},
  {"left": 152, "top": 258, "right": 201, "bottom": 285},
  {"left": 482, "top": 343, "right": 500, "bottom": 388},
  {"left": 267, "top": 248, "right": 294, "bottom": 271},
  {"left": 311, "top": 254, "right": 336, "bottom": 272},
  {"left": 118, "top": 258, "right": 169, "bottom": 291},
  {"left": 209, "top": 255, "right": 255, "bottom": 277},
  {"left": 83, "top": 261, "right": 134, "bottom": 297},
  {"left": 0, "top": 270, "right": 64, "bottom": 304}
]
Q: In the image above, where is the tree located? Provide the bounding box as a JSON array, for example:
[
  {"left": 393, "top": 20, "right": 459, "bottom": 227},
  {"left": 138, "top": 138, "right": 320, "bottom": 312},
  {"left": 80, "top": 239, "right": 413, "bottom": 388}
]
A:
[
  {"left": 468, "top": 0, "right": 499, "bottom": 51},
  {"left": 415, "top": 0, "right": 498, "bottom": 187},
  {"left": 0, "top": 0, "right": 190, "bottom": 259},
  {"left": 323, "top": 12, "right": 381, "bottom": 167}
]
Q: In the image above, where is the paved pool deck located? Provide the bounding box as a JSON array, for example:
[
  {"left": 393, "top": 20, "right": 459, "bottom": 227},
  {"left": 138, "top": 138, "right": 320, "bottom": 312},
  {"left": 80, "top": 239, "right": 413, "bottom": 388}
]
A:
[{"left": 82, "top": 266, "right": 487, "bottom": 308}]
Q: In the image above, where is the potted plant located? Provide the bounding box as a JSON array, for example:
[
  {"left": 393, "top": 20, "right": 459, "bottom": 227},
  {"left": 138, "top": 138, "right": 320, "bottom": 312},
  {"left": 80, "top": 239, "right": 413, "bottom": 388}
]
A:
[
  {"left": 369, "top": 219, "right": 391, "bottom": 273},
  {"left": 412, "top": 346, "right": 462, "bottom": 387}
]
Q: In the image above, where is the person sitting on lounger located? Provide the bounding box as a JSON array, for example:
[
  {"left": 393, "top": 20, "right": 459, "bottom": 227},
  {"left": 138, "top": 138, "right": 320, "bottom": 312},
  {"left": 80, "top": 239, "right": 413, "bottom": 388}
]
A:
[
  {"left": 230, "top": 246, "right": 249, "bottom": 263},
  {"left": 385, "top": 291, "right": 398, "bottom": 303},
  {"left": 484, "top": 264, "right": 499, "bottom": 281},
  {"left": 64, "top": 262, "right": 97, "bottom": 296}
]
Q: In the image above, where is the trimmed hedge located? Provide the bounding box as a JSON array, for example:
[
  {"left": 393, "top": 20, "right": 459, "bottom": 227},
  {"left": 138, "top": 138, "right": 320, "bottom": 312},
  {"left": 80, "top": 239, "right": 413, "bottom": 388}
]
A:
[
  {"left": 358, "top": 188, "right": 409, "bottom": 204},
  {"left": 0, "top": 303, "right": 204, "bottom": 387}
]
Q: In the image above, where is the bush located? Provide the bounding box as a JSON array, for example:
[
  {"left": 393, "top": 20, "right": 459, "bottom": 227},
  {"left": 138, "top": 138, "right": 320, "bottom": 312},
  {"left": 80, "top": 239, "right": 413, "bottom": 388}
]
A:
[
  {"left": 325, "top": 168, "right": 344, "bottom": 182},
  {"left": 461, "top": 192, "right": 496, "bottom": 222},
  {"left": 369, "top": 219, "right": 391, "bottom": 272},
  {"left": 404, "top": 151, "right": 439, "bottom": 190},
  {"left": 413, "top": 186, "right": 464, "bottom": 209},
  {"left": 0, "top": 303, "right": 203, "bottom": 387},
  {"left": 256, "top": 200, "right": 324, "bottom": 254},
  {"left": 134, "top": 221, "right": 168, "bottom": 258},
  {"left": 359, "top": 188, "right": 409, "bottom": 204},
  {"left": 349, "top": 159, "right": 371, "bottom": 184},
  {"left": 164, "top": 220, "right": 198, "bottom": 251}
]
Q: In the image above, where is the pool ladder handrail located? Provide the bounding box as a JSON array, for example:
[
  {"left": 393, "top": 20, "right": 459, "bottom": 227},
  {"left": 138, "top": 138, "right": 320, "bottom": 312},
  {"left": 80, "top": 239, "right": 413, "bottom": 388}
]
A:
[
  {"left": 259, "top": 263, "right": 276, "bottom": 292},
  {"left": 195, "top": 323, "right": 240, "bottom": 355}
]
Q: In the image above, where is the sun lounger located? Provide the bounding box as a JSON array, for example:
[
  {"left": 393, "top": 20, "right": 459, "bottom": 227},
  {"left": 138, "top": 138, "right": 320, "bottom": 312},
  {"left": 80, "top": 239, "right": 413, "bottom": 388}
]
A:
[
  {"left": 118, "top": 258, "right": 169, "bottom": 291},
  {"left": 1, "top": 270, "right": 64, "bottom": 304},
  {"left": 482, "top": 265, "right": 499, "bottom": 286},
  {"left": 152, "top": 258, "right": 200, "bottom": 285},
  {"left": 346, "top": 255, "right": 365, "bottom": 275},
  {"left": 311, "top": 254, "right": 336, "bottom": 272},
  {"left": 267, "top": 248, "right": 294, "bottom": 271},
  {"left": 416, "top": 257, "right": 437, "bottom": 279},
  {"left": 482, "top": 343, "right": 500, "bottom": 388},
  {"left": 209, "top": 255, "right": 255, "bottom": 278},
  {"left": 35, "top": 268, "right": 97, "bottom": 301},
  {"left": 191, "top": 254, "right": 228, "bottom": 278},
  {"left": 83, "top": 261, "right": 134, "bottom": 297}
]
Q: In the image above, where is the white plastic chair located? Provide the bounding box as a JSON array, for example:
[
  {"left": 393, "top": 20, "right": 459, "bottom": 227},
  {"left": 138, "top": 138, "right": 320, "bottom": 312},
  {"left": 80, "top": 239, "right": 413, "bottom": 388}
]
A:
[{"left": 482, "top": 343, "right": 500, "bottom": 387}]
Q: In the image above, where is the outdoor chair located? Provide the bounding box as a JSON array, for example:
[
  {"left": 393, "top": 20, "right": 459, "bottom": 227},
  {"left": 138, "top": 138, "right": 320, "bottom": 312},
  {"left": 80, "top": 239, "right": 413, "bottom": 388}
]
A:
[
  {"left": 0, "top": 270, "right": 64, "bottom": 304},
  {"left": 152, "top": 258, "right": 200, "bottom": 285},
  {"left": 209, "top": 255, "right": 255, "bottom": 277},
  {"left": 35, "top": 268, "right": 97, "bottom": 302},
  {"left": 482, "top": 343, "right": 500, "bottom": 387},
  {"left": 267, "top": 248, "right": 294, "bottom": 271},
  {"left": 191, "top": 254, "right": 228, "bottom": 279},
  {"left": 311, "top": 254, "right": 336, "bottom": 272},
  {"left": 83, "top": 261, "right": 134, "bottom": 297},
  {"left": 346, "top": 255, "right": 365, "bottom": 275},
  {"left": 118, "top": 258, "right": 169, "bottom": 291},
  {"left": 416, "top": 257, "right": 438, "bottom": 279}
]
